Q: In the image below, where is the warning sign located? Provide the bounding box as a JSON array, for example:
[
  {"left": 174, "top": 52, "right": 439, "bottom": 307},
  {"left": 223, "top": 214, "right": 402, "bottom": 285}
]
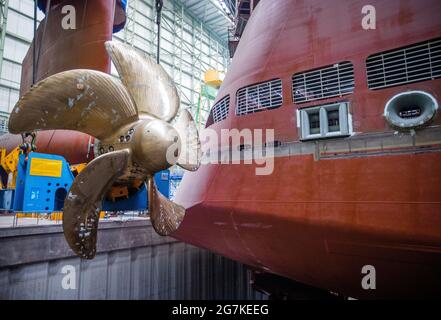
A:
[{"left": 29, "top": 158, "right": 63, "bottom": 177}]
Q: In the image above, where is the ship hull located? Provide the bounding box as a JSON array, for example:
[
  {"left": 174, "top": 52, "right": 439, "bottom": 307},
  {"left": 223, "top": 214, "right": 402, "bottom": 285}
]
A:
[
  {"left": 174, "top": 0, "right": 441, "bottom": 298},
  {"left": 174, "top": 145, "right": 441, "bottom": 299}
]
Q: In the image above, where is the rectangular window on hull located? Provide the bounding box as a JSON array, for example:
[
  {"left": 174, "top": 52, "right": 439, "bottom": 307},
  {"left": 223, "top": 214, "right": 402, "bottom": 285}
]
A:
[
  {"left": 300, "top": 102, "right": 350, "bottom": 140},
  {"left": 308, "top": 110, "right": 321, "bottom": 135},
  {"left": 366, "top": 37, "right": 441, "bottom": 90},
  {"left": 327, "top": 109, "right": 341, "bottom": 132},
  {"left": 292, "top": 62, "right": 355, "bottom": 104},
  {"left": 236, "top": 78, "right": 283, "bottom": 116}
]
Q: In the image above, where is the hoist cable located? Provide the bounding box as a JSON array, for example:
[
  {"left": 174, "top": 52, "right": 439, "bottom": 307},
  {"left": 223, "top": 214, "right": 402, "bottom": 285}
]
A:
[{"left": 155, "top": 0, "right": 163, "bottom": 64}]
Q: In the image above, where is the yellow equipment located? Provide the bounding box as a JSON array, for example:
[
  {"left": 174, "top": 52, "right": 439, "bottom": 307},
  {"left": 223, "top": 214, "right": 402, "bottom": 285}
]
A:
[
  {"left": 16, "top": 211, "right": 106, "bottom": 221},
  {"left": 70, "top": 163, "right": 87, "bottom": 177},
  {"left": 0, "top": 147, "right": 22, "bottom": 189},
  {"left": 204, "top": 69, "right": 223, "bottom": 89}
]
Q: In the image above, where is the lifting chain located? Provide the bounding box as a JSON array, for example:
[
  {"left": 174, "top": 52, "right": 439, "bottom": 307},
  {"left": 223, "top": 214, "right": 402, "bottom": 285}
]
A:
[{"left": 155, "top": 0, "right": 163, "bottom": 64}]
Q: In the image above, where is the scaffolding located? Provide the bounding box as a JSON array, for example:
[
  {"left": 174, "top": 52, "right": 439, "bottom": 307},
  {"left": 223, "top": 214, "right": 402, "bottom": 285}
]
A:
[
  {"left": 196, "top": 84, "right": 217, "bottom": 130},
  {"left": 0, "top": 0, "right": 8, "bottom": 133},
  {"left": 0, "top": 0, "right": 230, "bottom": 130},
  {"left": 115, "top": 0, "right": 230, "bottom": 128},
  {"left": 0, "top": 0, "right": 8, "bottom": 75},
  {"left": 228, "top": 0, "right": 260, "bottom": 58},
  {"left": 124, "top": 0, "right": 138, "bottom": 47}
]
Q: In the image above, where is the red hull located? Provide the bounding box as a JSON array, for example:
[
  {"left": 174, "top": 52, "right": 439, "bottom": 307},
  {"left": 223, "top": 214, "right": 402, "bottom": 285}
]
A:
[
  {"left": 1, "top": 0, "right": 121, "bottom": 163},
  {"left": 174, "top": 0, "right": 441, "bottom": 298},
  {"left": 21, "top": 0, "right": 117, "bottom": 94},
  {"left": 175, "top": 151, "right": 441, "bottom": 298},
  {"left": 0, "top": 130, "right": 93, "bottom": 165}
]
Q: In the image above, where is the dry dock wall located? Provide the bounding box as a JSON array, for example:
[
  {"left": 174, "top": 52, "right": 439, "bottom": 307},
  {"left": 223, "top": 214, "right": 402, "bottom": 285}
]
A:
[{"left": 0, "top": 219, "right": 266, "bottom": 300}]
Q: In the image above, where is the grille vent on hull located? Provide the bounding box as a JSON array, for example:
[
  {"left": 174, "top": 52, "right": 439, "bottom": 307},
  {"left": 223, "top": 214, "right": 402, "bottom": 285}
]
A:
[
  {"left": 211, "top": 95, "right": 230, "bottom": 123},
  {"left": 236, "top": 79, "right": 283, "bottom": 116},
  {"left": 292, "top": 62, "right": 355, "bottom": 104},
  {"left": 366, "top": 38, "right": 441, "bottom": 90}
]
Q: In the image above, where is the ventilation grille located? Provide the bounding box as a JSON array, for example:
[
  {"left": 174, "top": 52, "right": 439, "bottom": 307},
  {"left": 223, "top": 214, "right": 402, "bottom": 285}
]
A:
[
  {"left": 366, "top": 38, "right": 441, "bottom": 90},
  {"left": 236, "top": 79, "right": 283, "bottom": 116},
  {"left": 211, "top": 95, "right": 230, "bottom": 123},
  {"left": 292, "top": 62, "right": 355, "bottom": 104}
]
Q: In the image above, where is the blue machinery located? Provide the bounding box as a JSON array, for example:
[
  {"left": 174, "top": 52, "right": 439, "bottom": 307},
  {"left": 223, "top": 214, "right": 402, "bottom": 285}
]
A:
[
  {"left": 0, "top": 151, "right": 178, "bottom": 215},
  {"left": 13, "top": 152, "right": 73, "bottom": 213}
]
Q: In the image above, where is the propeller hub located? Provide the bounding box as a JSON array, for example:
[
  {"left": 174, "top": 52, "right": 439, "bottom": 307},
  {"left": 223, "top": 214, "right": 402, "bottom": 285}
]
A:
[{"left": 132, "top": 120, "right": 180, "bottom": 173}]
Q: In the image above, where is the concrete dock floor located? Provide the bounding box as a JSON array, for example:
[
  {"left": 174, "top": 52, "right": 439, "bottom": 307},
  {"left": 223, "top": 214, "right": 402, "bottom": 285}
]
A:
[{"left": 0, "top": 215, "right": 266, "bottom": 300}]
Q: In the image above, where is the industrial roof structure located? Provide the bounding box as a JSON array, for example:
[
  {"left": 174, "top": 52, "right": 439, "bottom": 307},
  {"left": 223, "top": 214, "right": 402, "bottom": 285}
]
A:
[
  {"left": 176, "top": 0, "right": 234, "bottom": 43},
  {"left": 0, "top": 0, "right": 234, "bottom": 132}
]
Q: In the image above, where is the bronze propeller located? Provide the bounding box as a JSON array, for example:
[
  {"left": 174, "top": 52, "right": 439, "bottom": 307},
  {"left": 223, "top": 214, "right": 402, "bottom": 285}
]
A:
[{"left": 8, "top": 41, "right": 201, "bottom": 259}]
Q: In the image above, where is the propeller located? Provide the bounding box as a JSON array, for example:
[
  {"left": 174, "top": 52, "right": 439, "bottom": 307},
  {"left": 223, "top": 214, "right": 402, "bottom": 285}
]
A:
[{"left": 8, "top": 41, "right": 201, "bottom": 259}]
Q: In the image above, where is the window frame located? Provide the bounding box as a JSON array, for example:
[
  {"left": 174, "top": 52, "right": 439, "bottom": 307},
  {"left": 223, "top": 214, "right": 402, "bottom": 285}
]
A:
[{"left": 299, "top": 102, "right": 350, "bottom": 141}]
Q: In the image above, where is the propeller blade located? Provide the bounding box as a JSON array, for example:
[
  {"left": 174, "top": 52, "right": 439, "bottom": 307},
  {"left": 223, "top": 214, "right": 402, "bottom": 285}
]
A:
[
  {"left": 174, "top": 109, "right": 201, "bottom": 171},
  {"left": 147, "top": 175, "right": 185, "bottom": 236},
  {"left": 105, "top": 41, "right": 179, "bottom": 122},
  {"left": 63, "top": 149, "right": 130, "bottom": 259},
  {"left": 8, "top": 70, "right": 138, "bottom": 140}
]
